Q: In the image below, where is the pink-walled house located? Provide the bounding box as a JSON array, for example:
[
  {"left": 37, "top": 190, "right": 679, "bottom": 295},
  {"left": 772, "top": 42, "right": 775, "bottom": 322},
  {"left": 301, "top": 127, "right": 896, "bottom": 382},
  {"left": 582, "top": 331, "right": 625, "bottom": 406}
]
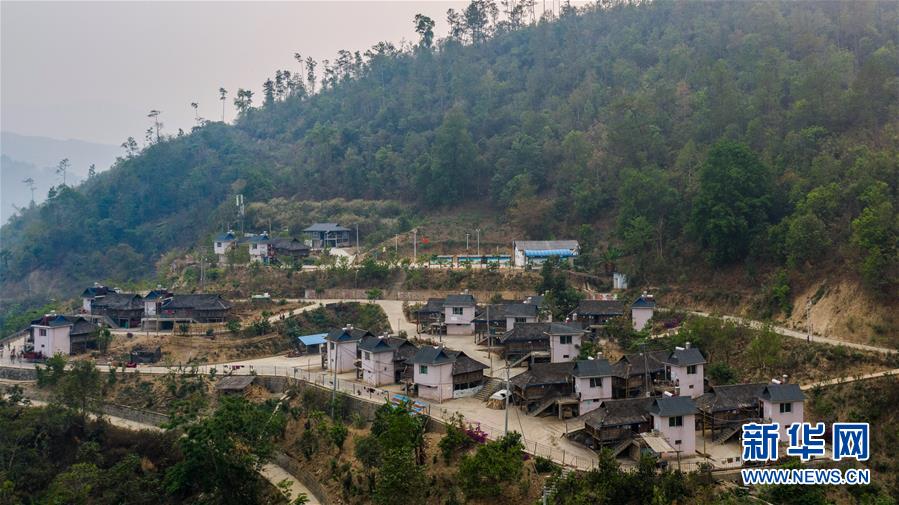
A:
[
  {"left": 759, "top": 382, "right": 806, "bottom": 440},
  {"left": 547, "top": 323, "right": 588, "bottom": 363},
  {"left": 663, "top": 344, "right": 706, "bottom": 398},
  {"left": 325, "top": 326, "right": 373, "bottom": 373},
  {"left": 29, "top": 314, "right": 99, "bottom": 356},
  {"left": 411, "top": 346, "right": 488, "bottom": 403},
  {"left": 572, "top": 358, "right": 614, "bottom": 414},
  {"left": 649, "top": 395, "right": 697, "bottom": 456},
  {"left": 357, "top": 335, "right": 417, "bottom": 387},
  {"left": 444, "top": 294, "right": 477, "bottom": 335}
]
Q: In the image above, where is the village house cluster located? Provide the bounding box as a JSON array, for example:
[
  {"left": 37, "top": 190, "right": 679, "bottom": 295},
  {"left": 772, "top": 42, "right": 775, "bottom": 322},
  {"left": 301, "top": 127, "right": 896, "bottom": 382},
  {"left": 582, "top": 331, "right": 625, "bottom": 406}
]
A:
[
  {"left": 213, "top": 222, "right": 353, "bottom": 265},
  {"left": 329, "top": 292, "right": 807, "bottom": 466},
  {"left": 24, "top": 284, "right": 232, "bottom": 358}
]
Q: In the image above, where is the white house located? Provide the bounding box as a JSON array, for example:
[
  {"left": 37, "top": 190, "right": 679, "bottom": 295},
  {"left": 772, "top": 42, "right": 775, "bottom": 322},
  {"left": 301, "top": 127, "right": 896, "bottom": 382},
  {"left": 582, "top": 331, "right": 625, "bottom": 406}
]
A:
[
  {"left": 29, "top": 314, "right": 99, "bottom": 356},
  {"left": 572, "top": 358, "right": 614, "bottom": 415},
  {"left": 325, "top": 326, "right": 372, "bottom": 373},
  {"left": 247, "top": 232, "right": 271, "bottom": 263},
  {"left": 649, "top": 395, "right": 697, "bottom": 457},
  {"left": 80, "top": 284, "right": 112, "bottom": 314},
  {"left": 512, "top": 240, "right": 579, "bottom": 267},
  {"left": 631, "top": 294, "right": 656, "bottom": 331},
  {"left": 143, "top": 288, "right": 172, "bottom": 317},
  {"left": 444, "top": 293, "right": 476, "bottom": 336},
  {"left": 357, "top": 335, "right": 417, "bottom": 387},
  {"left": 664, "top": 344, "right": 706, "bottom": 398},
  {"left": 759, "top": 381, "right": 806, "bottom": 440},
  {"left": 214, "top": 231, "right": 238, "bottom": 260},
  {"left": 411, "top": 346, "right": 487, "bottom": 403},
  {"left": 547, "top": 323, "right": 588, "bottom": 363}
]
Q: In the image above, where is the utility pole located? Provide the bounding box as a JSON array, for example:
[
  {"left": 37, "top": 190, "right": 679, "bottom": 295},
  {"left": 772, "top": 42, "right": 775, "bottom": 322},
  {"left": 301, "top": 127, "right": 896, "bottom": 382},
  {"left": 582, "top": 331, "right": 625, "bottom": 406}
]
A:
[
  {"left": 504, "top": 360, "right": 510, "bottom": 435},
  {"left": 413, "top": 228, "right": 418, "bottom": 264},
  {"left": 331, "top": 347, "right": 337, "bottom": 418},
  {"left": 356, "top": 224, "right": 359, "bottom": 252},
  {"left": 394, "top": 234, "right": 398, "bottom": 254},
  {"left": 466, "top": 233, "right": 470, "bottom": 251},
  {"left": 476, "top": 228, "right": 480, "bottom": 256},
  {"left": 806, "top": 299, "right": 812, "bottom": 342}
]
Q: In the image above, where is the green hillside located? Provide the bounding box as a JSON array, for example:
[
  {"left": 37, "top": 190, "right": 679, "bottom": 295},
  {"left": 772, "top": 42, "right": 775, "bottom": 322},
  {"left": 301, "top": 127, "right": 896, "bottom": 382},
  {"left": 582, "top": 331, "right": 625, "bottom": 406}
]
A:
[{"left": 1, "top": 1, "right": 897, "bottom": 309}]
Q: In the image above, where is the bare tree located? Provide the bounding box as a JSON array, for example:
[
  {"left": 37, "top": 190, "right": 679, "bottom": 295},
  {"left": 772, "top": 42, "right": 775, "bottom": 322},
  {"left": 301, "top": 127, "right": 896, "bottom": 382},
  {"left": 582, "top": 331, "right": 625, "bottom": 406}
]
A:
[
  {"left": 191, "top": 102, "right": 200, "bottom": 125},
  {"left": 22, "top": 177, "right": 36, "bottom": 205},
  {"left": 148, "top": 110, "right": 163, "bottom": 142},
  {"left": 56, "top": 158, "right": 70, "bottom": 186},
  {"left": 219, "top": 88, "right": 228, "bottom": 121}
]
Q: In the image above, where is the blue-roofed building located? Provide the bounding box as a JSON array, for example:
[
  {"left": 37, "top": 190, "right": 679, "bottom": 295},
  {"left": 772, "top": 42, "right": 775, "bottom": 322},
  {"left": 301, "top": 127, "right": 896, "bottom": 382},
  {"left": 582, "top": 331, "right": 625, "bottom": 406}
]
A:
[
  {"left": 631, "top": 293, "right": 657, "bottom": 331},
  {"left": 246, "top": 232, "right": 271, "bottom": 263},
  {"left": 303, "top": 223, "right": 352, "bottom": 250},
  {"left": 213, "top": 230, "right": 238, "bottom": 260},
  {"left": 512, "top": 240, "right": 579, "bottom": 267},
  {"left": 296, "top": 332, "right": 328, "bottom": 354}
]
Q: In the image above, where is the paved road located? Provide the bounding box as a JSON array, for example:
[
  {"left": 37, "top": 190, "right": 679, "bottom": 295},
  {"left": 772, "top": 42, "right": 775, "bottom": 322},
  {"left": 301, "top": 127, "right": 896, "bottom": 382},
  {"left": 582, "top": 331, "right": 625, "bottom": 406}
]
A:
[
  {"left": 19, "top": 397, "right": 317, "bottom": 503},
  {"left": 686, "top": 310, "right": 897, "bottom": 355},
  {"left": 801, "top": 368, "right": 899, "bottom": 390}
]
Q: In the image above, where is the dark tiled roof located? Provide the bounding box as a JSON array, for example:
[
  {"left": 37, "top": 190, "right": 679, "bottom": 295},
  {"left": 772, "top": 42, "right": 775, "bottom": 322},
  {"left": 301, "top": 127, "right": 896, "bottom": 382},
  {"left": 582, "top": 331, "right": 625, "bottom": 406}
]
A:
[
  {"left": 474, "top": 303, "right": 538, "bottom": 321},
  {"left": 452, "top": 352, "right": 488, "bottom": 375},
  {"left": 325, "top": 327, "right": 372, "bottom": 342},
  {"left": 216, "top": 376, "right": 256, "bottom": 391},
  {"left": 649, "top": 396, "right": 697, "bottom": 417},
  {"left": 271, "top": 237, "right": 310, "bottom": 252},
  {"left": 445, "top": 294, "right": 476, "bottom": 307},
  {"left": 304, "top": 222, "right": 350, "bottom": 232},
  {"left": 572, "top": 358, "right": 613, "bottom": 377},
  {"left": 613, "top": 350, "right": 669, "bottom": 378},
  {"left": 695, "top": 383, "right": 766, "bottom": 413},
  {"left": 501, "top": 323, "right": 552, "bottom": 343},
  {"left": 215, "top": 231, "right": 237, "bottom": 242},
  {"left": 665, "top": 347, "right": 706, "bottom": 366},
  {"left": 162, "top": 294, "right": 231, "bottom": 310},
  {"left": 760, "top": 383, "right": 805, "bottom": 403},
  {"left": 248, "top": 233, "right": 270, "bottom": 243},
  {"left": 92, "top": 293, "right": 143, "bottom": 310},
  {"left": 416, "top": 298, "right": 445, "bottom": 314},
  {"left": 510, "top": 362, "right": 574, "bottom": 388},
  {"left": 31, "top": 314, "right": 98, "bottom": 336},
  {"left": 81, "top": 286, "right": 111, "bottom": 298},
  {"left": 500, "top": 322, "right": 584, "bottom": 343},
  {"left": 547, "top": 322, "right": 586, "bottom": 334},
  {"left": 575, "top": 299, "right": 625, "bottom": 316},
  {"left": 632, "top": 295, "right": 657, "bottom": 309},
  {"left": 358, "top": 335, "right": 414, "bottom": 354},
  {"left": 584, "top": 398, "right": 654, "bottom": 428},
  {"left": 144, "top": 289, "right": 172, "bottom": 301},
  {"left": 523, "top": 295, "right": 545, "bottom": 307},
  {"left": 412, "top": 346, "right": 455, "bottom": 365},
  {"left": 410, "top": 347, "right": 487, "bottom": 375}
]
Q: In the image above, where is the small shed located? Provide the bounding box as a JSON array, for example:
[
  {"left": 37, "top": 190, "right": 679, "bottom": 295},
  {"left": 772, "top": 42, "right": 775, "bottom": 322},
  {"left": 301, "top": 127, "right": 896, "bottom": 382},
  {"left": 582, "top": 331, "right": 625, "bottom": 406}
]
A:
[
  {"left": 297, "top": 333, "right": 328, "bottom": 354},
  {"left": 215, "top": 375, "right": 257, "bottom": 395}
]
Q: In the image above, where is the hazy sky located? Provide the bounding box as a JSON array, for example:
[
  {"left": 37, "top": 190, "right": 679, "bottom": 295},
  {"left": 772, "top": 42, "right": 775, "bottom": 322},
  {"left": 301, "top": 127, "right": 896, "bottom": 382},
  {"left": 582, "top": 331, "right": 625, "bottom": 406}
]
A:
[{"left": 1, "top": 1, "right": 472, "bottom": 145}]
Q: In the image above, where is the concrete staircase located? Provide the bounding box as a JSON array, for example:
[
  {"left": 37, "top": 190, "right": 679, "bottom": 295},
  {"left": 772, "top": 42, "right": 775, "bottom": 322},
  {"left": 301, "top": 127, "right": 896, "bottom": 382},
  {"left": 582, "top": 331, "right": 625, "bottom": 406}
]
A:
[
  {"left": 474, "top": 377, "right": 505, "bottom": 401},
  {"left": 714, "top": 424, "right": 743, "bottom": 444}
]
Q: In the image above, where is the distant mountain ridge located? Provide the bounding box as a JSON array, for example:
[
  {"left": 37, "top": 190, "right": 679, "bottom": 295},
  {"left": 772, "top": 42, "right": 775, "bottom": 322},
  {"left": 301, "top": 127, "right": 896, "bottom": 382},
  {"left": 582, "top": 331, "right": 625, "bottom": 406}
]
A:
[{"left": 0, "top": 132, "right": 119, "bottom": 223}]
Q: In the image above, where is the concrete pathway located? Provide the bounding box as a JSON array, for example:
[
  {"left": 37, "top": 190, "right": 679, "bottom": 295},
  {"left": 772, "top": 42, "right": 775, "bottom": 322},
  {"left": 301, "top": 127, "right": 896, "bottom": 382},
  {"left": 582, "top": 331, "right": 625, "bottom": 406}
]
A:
[
  {"left": 685, "top": 310, "right": 897, "bottom": 354},
  {"left": 800, "top": 368, "right": 899, "bottom": 390},
  {"left": 19, "top": 397, "right": 317, "bottom": 503}
]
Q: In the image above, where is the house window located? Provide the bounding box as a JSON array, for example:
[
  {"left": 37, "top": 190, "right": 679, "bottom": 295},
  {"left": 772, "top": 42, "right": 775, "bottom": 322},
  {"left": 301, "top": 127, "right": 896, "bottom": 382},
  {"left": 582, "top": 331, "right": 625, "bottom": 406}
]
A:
[
  {"left": 39, "top": 329, "right": 47, "bottom": 336},
  {"left": 252, "top": 244, "right": 257, "bottom": 249},
  {"left": 216, "top": 242, "right": 222, "bottom": 247},
  {"left": 563, "top": 355, "right": 569, "bottom": 359},
  {"left": 559, "top": 335, "right": 572, "bottom": 344},
  {"left": 675, "top": 439, "right": 682, "bottom": 445},
  {"left": 589, "top": 377, "right": 602, "bottom": 388},
  {"left": 452, "top": 307, "right": 463, "bottom": 315},
  {"left": 363, "top": 351, "right": 371, "bottom": 361},
  {"left": 329, "top": 342, "right": 335, "bottom": 350},
  {"left": 515, "top": 317, "right": 527, "bottom": 323},
  {"left": 687, "top": 365, "right": 697, "bottom": 374},
  {"left": 419, "top": 365, "right": 428, "bottom": 374},
  {"left": 669, "top": 416, "right": 683, "bottom": 427},
  {"left": 779, "top": 402, "right": 792, "bottom": 413}
]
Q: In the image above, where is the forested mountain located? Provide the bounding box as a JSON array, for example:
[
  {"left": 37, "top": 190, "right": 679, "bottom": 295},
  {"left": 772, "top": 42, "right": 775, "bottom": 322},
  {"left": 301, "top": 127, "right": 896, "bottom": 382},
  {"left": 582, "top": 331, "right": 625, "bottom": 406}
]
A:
[{"left": 1, "top": 1, "right": 897, "bottom": 308}]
